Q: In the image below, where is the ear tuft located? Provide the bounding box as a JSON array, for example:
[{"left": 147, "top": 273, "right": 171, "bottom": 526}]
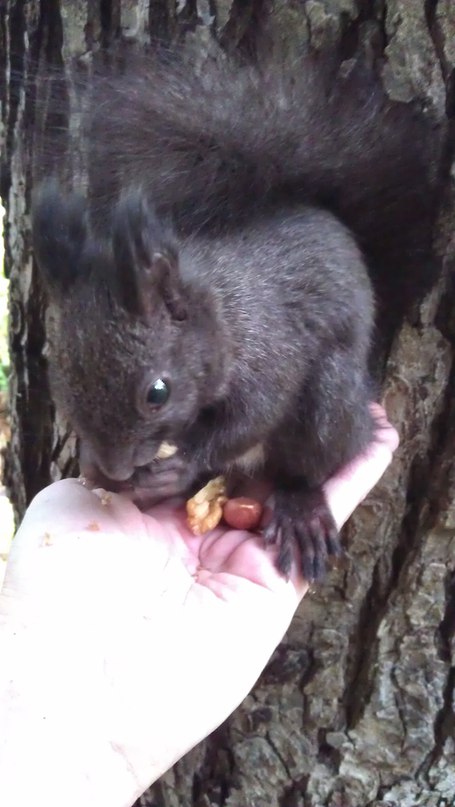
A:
[
  {"left": 112, "top": 190, "right": 186, "bottom": 322},
  {"left": 32, "top": 180, "right": 88, "bottom": 297}
]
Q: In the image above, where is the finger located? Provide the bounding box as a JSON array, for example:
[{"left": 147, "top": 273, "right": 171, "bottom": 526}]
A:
[
  {"left": 13, "top": 479, "right": 146, "bottom": 549},
  {"left": 369, "top": 402, "right": 400, "bottom": 451},
  {"left": 324, "top": 414, "right": 399, "bottom": 531}
]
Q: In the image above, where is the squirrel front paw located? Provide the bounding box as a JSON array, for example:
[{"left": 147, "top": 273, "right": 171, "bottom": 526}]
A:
[
  {"left": 262, "top": 485, "right": 342, "bottom": 582},
  {"left": 130, "top": 452, "right": 205, "bottom": 503}
]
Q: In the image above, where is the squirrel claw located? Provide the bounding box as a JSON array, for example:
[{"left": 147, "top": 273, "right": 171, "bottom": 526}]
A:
[{"left": 262, "top": 487, "right": 342, "bottom": 582}]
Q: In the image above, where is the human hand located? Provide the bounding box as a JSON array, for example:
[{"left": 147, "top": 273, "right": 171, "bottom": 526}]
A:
[{"left": 0, "top": 405, "right": 398, "bottom": 807}]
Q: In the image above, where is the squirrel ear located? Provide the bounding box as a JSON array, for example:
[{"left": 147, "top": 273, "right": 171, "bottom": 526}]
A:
[
  {"left": 32, "top": 180, "right": 88, "bottom": 297},
  {"left": 112, "top": 191, "right": 187, "bottom": 322}
]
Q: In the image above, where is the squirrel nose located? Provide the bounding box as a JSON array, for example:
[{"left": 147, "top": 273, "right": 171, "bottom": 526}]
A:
[
  {"left": 97, "top": 462, "right": 133, "bottom": 482},
  {"left": 79, "top": 440, "right": 135, "bottom": 483}
]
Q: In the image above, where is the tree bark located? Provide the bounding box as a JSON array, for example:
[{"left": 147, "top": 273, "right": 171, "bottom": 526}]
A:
[{"left": 1, "top": 2, "right": 454, "bottom": 805}]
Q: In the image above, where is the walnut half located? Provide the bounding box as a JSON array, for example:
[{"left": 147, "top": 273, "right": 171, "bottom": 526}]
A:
[{"left": 186, "top": 476, "right": 228, "bottom": 535}]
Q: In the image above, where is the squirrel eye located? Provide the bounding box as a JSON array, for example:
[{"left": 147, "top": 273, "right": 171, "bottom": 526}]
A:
[{"left": 146, "top": 378, "right": 170, "bottom": 407}]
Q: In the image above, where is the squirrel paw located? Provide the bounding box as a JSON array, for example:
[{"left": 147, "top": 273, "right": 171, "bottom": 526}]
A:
[
  {"left": 262, "top": 486, "right": 342, "bottom": 582},
  {"left": 130, "top": 453, "right": 205, "bottom": 502}
]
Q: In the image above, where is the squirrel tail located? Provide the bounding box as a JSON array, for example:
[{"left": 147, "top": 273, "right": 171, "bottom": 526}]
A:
[{"left": 86, "top": 51, "right": 443, "bottom": 312}]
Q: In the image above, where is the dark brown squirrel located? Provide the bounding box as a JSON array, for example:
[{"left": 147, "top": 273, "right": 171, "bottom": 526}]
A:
[{"left": 31, "top": 49, "right": 442, "bottom": 581}]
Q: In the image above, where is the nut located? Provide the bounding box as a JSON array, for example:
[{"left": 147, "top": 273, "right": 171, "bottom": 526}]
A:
[
  {"left": 223, "top": 497, "right": 262, "bottom": 531},
  {"left": 186, "top": 476, "right": 228, "bottom": 535},
  {"left": 155, "top": 441, "right": 178, "bottom": 460}
]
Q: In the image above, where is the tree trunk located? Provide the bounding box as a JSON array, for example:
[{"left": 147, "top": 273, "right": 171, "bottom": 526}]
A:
[{"left": 1, "top": 2, "right": 454, "bottom": 805}]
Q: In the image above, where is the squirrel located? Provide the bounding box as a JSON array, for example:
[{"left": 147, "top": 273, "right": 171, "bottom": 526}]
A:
[{"left": 31, "top": 49, "right": 442, "bottom": 581}]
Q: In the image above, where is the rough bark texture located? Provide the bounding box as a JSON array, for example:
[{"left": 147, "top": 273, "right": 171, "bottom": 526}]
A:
[{"left": 1, "top": 2, "right": 454, "bottom": 806}]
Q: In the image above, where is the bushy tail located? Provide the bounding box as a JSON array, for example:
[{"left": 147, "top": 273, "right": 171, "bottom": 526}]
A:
[
  {"left": 89, "top": 52, "right": 439, "bottom": 220},
  {"left": 57, "top": 50, "right": 445, "bottom": 318}
]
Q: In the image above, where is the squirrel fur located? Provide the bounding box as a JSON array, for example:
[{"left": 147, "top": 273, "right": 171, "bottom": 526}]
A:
[{"left": 32, "top": 49, "right": 442, "bottom": 580}]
